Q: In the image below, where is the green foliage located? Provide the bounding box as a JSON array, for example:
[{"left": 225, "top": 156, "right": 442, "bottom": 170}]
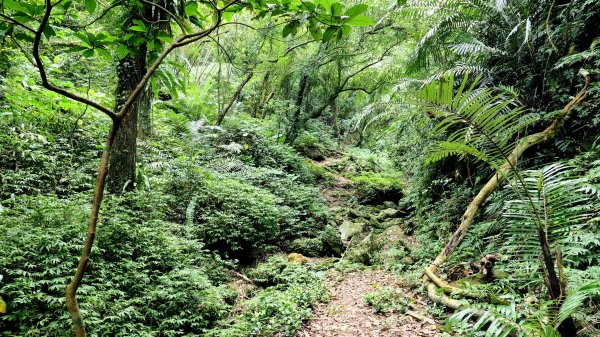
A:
[
  {"left": 419, "top": 72, "right": 536, "bottom": 170},
  {"left": 190, "top": 175, "right": 281, "bottom": 258},
  {"left": 0, "top": 194, "right": 235, "bottom": 336},
  {"left": 364, "top": 287, "right": 412, "bottom": 314},
  {"left": 496, "top": 164, "right": 598, "bottom": 285},
  {"left": 447, "top": 281, "right": 600, "bottom": 337},
  {"left": 210, "top": 255, "right": 329, "bottom": 337}
]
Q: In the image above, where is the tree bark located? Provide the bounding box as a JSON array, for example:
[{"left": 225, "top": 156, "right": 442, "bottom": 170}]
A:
[
  {"left": 137, "top": 88, "right": 153, "bottom": 140},
  {"left": 285, "top": 73, "right": 309, "bottom": 144},
  {"left": 216, "top": 71, "right": 253, "bottom": 125},
  {"left": 108, "top": 12, "right": 148, "bottom": 194}
]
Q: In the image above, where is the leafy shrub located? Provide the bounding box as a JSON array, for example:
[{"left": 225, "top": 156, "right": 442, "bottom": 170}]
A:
[
  {"left": 188, "top": 176, "right": 281, "bottom": 259},
  {"left": 364, "top": 287, "right": 411, "bottom": 314},
  {"left": 210, "top": 255, "right": 329, "bottom": 337},
  {"left": 0, "top": 194, "right": 234, "bottom": 336}
]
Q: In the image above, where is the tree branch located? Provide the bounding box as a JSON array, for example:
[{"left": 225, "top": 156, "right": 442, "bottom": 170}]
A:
[{"left": 33, "top": 0, "right": 117, "bottom": 121}]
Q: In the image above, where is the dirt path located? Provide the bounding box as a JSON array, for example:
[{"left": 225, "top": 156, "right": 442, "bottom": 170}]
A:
[
  {"left": 296, "top": 271, "right": 440, "bottom": 337},
  {"left": 298, "top": 157, "right": 441, "bottom": 337}
]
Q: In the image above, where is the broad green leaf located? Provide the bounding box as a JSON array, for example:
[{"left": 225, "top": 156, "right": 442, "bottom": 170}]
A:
[
  {"left": 322, "top": 26, "right": 337, "bottom": 42},
  {"left": 115, "top": 44, "right": 130, "bottom": 59},
  {"left": 82, "top": 49, "right": 95, "bottom": 58},
  {"left": 310, "top": 27, "right": 323, "bottom": 41},
  {"left": 85, "top": 0, "right": 96, "bottom": 14},
  {"left": 341, "top": 24, "right": 351, "bottom": 36},
  {"left": 95, "top": 48, "right": 111, "bottom": 60},
  {"left": 130, "top": 26, "right": 147, "bottom": 33},
  {"left": 344, "top": 4, "right": 367, "bottom": 18},
  {"left": 346, "top": 15, "right": 375, "bottom": 26},
  {"left": 73, "top": 32, "right": 92, "bottom": 47},
  {"left": 330, "top": 2, "right": 343, "bottom": 17},
  {"left": 185, "top": 2, "right": 199, "bottom": 16}
]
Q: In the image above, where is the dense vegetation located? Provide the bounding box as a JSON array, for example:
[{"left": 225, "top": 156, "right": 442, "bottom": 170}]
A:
[{"left": 0, "top": 0, "right": 598, "bottom": 336}]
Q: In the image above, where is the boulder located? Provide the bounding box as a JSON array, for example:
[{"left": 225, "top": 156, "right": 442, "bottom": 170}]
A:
[
  {"left": 339, "top": 221, "right": 365, "bottom": 241},
  {"left": 377, "top": 208, "right": 400, "bottom": 220},
  {"left": 383, "top": 201, "right": 397, "bottom": 209},
  {"left": 287, "top": 253, "right": 308, "bottom": 265}
]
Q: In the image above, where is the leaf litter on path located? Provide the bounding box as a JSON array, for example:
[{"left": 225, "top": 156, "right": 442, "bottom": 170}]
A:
[{"left": 296, "top": 270, "right": 441, "bottom": 337}]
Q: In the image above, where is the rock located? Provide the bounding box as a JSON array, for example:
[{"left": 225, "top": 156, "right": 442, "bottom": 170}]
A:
[
  {"left": 376, "top": 225, "right": 407, "bottom": 250},
  {"left": 382, "top": 218, "right": 403, "bottom": 228},
  {"left": 339, "top": 221, "right": 365, "bottom": 241},
  {"left": 377, "top": 208, "right": 400, "bottom": 220},
  {"left": 383, "top": 201, "right": 397, "bottom": 208},
  {"left": 287, "top": 253, "right": 308, "bottom": 265},
  {"left": 348, "top": 208, "right": 363, "bottom": 219},
  {"left": 320, "top": 225, "right": 344, "bottom": 256},
  {"left": 401, "top": 256, "right": 415, "bottom": 265},
  {"left": 288, "top": 237, "right": 324, "bottom": 257},
  {"left": 368, "top": 215, "right": 383, "bottom": 228}
]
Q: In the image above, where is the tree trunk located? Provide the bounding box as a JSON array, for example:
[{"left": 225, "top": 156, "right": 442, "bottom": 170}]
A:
[
  {"left": 285, "top": 73, "right": 309, "bottom": 144},
  {"left": 108, "top": 11, "right": 148, "bottom": 194},
  {"left": 423, "top": 73, "right": 590, "bottom": 321},
  {"left": 216, "top": 71, "right": 253, "bottom": 125},
  {"left": 427, "top": 73, "right": 590, "bottom": 273},
  {"left": 108, "top": 52, "right": 146, "bottom": 194},
  {"left": 137, "top": 88, "right": 152, "bottom": 140}
]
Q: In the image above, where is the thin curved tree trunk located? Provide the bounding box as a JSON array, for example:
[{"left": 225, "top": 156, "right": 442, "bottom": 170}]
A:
[
  {"left": 66, "top": 122, "right": 119, "bottom": 337},
  {"left": 427, "top": 73, "right": 589, "bottom": 273},
  {"left": 423, "top": 74, "right": 590, "bottom": 321},
  {"left": 216, "top": 71, "right": 253, "bottom": 126}
]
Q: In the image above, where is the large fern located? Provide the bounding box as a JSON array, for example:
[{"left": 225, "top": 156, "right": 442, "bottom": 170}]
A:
[
  {"left": 419, "top": 72, "right": 537, "bottom": 171},
  {"left": 498, "top": 164, "right": 596, "bottom": 282},
  {"left": 447, "top": 281, "right": 600, "bottom": 337}
]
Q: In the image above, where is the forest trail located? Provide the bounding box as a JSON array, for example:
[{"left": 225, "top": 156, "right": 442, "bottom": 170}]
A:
[
  {"left": 297, "top": 157, "right": 441, "bottom": 337},
  {"left": 296, "top": 270, "right": 440, "bottom": 337}
]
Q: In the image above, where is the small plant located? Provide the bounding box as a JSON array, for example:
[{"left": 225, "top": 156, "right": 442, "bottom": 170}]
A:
[{"left": 364, "top": 287, "right": 412, "bottom": 314}]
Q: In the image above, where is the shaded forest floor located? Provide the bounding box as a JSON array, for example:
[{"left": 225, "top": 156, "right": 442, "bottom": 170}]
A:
[{"left": 296, "top": 156, "right": 440, "bottom": 337}]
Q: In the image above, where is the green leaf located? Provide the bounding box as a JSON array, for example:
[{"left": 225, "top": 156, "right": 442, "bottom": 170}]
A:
[
  {"left": 330, "top": 2, "right": 343, "bottom": 17},
  {"left": 346, "top": 15, "right": 375, "bottom": 26},
  {"left": 115, "top": 44, "right": 130, "bottom": 59},
  {"left": 85, "top": 0, "right": 96, "bottom": 14},
  {"left": 82, "top": 49, "right": 95, "bottom": 58},
  {"left": 340, "top": 24, "right": 351, "bottom": 36},
  {"left": 310, "top": 27, "right": 323, "bottom": 41},
  {"left": 95, "top": 48, "right": 111, "bottom": 60},
  {"left": 185, "top": 2, "right": 199, "bottom": 16},
  {"left": 322, "top": 26, "right": 337, "bottom": 42},
  {"left": 73, "top": 32, "right": 92, "bottom": 47},
  {"left": 130, "top": 26, "right": 147, "bottom": 33},
  {"left": 344, "top": 4, "right": 368, "bottom": 18}
]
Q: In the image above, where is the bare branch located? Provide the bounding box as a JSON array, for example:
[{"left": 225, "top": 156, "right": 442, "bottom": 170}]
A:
[
  {"left": 0, "top": 13, "right": 36, "bottom": 33},
  {"left": 32, "top": 0, "right": 117, "bottom": 121}
]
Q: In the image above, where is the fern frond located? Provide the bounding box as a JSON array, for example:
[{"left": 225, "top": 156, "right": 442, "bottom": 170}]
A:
[{"left": 418, "top": 72, "right": 534, "bottom": 170}]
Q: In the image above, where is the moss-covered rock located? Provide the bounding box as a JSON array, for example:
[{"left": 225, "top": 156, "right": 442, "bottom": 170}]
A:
[
  {"left": 339, "top": 221, "right": 365, "bottom": 241},
  {"left": 288, "top": 237, "right": 324, "bottom": 257},
  {"left": 287, "top": 253, "right": 308, "bottom": 265},
  {"left": 320, "top": 225, "right": 344, "bottom": 256}
]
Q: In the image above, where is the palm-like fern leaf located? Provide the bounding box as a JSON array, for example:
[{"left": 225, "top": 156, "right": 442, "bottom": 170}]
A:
[
  {"left": 418, "top": 72, "right": 536, "bottom": 170},
  {"left": 499, "top": 164, "right": 596, "bottom": 278}
]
